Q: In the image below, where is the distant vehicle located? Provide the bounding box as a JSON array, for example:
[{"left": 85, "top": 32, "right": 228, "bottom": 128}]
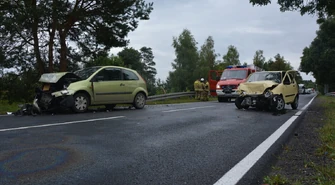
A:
[
  {"left": 214, "top": 65, "right": 263, "bottom": 102},
  {"left": 298, "top": 84, "right": 306, "bottom": 94},
  {"left": 234, "top": 70, "right": 299, "bottom": 112},
  {"left": 33, "top": 66, "right": 148, "bottom": 113}
]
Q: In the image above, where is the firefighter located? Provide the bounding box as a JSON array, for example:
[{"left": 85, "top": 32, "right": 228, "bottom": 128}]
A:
[
  {"left": 204, "top": 80, "right": 210, "bottom": 101},
  {"left": 201, "top": 79, "right": 209, "bottom": 101},
  {"left": 199, "top": 78, "right": 205, "bottom": 101},
  {"left": 194, "top": 79, "right": 200, "bottom": 99}
]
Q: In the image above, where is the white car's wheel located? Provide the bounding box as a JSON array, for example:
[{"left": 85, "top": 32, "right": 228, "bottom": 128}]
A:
[
  {"left": 73, "top": 93, "right": 89, "bottom": 113},
  {"left": 133, "top": 92, "right": 146, "bottom": 109}
]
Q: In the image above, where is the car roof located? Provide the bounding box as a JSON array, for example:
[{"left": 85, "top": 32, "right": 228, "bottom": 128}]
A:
[{"left": 91, "top": 66, "right": 138, "bottom": 73}]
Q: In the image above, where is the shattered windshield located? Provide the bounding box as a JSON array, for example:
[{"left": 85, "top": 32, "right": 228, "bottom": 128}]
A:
[
  {"left": 220, "top": 70, "right": 247, "bottom": 80},
  {"left": 247, "top": 72, "right": 282, "bottom": 83},
  {"left": 74, "top": 66, "right": 102, "bottom": 80}
]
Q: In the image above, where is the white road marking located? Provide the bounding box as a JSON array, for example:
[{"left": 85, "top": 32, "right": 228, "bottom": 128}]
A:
[
  {"left": 162, "top": 106, "right": 215, "bottom": 113},
  {"left": 301, "top": 95, "right": 317, "bottom": 110},
  {"left": 295, "top": 111, "right": 303, "bottom": 116},
  {"left": 0, "top": 116, "right": 125, "bottom": 132},
  {"left": 213, "top": 95, "right": 317, "bottom": 185}
]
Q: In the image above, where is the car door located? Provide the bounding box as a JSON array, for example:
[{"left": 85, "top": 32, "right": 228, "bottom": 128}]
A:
[
  {"left": 282, "top": 72, "right": 297, "bottom": 103},
  {"left": 121, "top": 69, "right": 140, "bottom": 102},
  {"left": 92, "top": 67, "right": 126, "bottom": 103}
]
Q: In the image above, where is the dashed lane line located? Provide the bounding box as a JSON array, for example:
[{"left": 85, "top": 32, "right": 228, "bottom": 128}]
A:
[{"left": 0, "top": 116, "right": 125, "bottom": 132}]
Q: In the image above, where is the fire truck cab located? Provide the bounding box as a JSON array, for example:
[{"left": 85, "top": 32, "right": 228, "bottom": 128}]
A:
[{"left": 215, "top": 65, "right": 262, "bottom": 102}]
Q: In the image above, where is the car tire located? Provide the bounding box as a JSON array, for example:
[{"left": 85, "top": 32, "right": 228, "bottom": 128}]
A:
[
  {"left": 218, "top": 97, "right": 224, "bottom": 102},
  {"left": 73, "top": 93, "right": 90, "bottom": 113},
  {"left": 271, "top": 95, "right": 285, "bottom": 112},
  {"left": 291, "top": 95, "right": 299, "bottom": 110},
  {"left": 133, "top": 92, "right": 146, "bottom": 109},
  {"left": 235, "top": 97, "right": 244, "bottom": 109},
  {"left": 105, "top": 104, "right": 116, "bottom": 110}
]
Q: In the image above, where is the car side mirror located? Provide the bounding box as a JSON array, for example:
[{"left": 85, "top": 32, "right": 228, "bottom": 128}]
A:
[{"left": 216, "top": 76, "right": 220, "bottom": 81}]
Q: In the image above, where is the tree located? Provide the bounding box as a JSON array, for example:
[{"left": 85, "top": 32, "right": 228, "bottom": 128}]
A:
[
  {"left": 253, "top": 50, "right": 266, "bottom": 68},
  {"left": 300, "top": 18, "right": 335, "bottom": 91},
  {"left": 85, "top": 54, "right": 124, "bottom": 68},
  {"left": 118, "top": 47, "right": 142, "bottom": 71},
  {"left": 139, "top": 47, "right": 157, "bottom": 95},
  {"left": 168, "top": 29, "right": 199, "bottom": 92},
  {"left": 196, "top": 36, "right": 218, "bottom": 79},
  {"left": 264, "top": 54, "right": 293, "bottom": 71},
  {"left": 0, "top": 0, "right": 154, "bottom": 74},
  {"left": 216, "top": 45, "right": 240, "bottom": 69},
  {"left": 249, "top": 0, "right": 335, "bottom": 22}
]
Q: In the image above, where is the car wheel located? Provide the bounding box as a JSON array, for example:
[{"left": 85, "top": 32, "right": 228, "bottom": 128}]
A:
[
  {"left": 105, "top": 104, "right": 116, "bottom": 110},
  {"left": 235, "top": 97, "right": 244, "bottom": 109},
  {"left": 291, "top": 95, "right": 299, "bottom": 110},
  {"left": 73, "top": 93, "right": 90, "bottom": 113},
  {"left": 272, "top": 95, "right": 285, "bottom": 112},
  {"left": 133, "top": 92, "right": 146, "bottom": 109},
  {"left": 218, "top": 97, "right": 224, "bottom": 102}
]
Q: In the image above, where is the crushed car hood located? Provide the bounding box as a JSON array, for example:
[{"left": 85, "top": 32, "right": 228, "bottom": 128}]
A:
[
  {"left": 39, "top": 72, "right": 73, "bottom": 83},
  {"left": 239, "top": 81, "right": 278, "bottom": 94}
]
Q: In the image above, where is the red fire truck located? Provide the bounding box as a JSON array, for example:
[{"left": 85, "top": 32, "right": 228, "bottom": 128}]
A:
[{"left": 208, "top": 64, "right": 262, "bottom": 102}]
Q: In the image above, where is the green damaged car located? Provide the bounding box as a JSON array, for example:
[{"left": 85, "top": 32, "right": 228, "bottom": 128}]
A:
[{"left": 33, "top": 66, "right": 148, "bottom": 113}]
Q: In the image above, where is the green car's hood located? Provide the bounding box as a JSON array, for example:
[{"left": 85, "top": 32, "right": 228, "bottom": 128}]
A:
[
  {"left": 239, "top": 81, "right": 278, "bottom": 94},
  {"left": 39, "top": 72, "right": 72, "bottom": 83}
]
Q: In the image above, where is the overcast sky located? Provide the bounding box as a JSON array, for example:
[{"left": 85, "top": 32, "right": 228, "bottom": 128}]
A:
[{"left": 110, "top": 0, "right": 319, "bottom": 82}]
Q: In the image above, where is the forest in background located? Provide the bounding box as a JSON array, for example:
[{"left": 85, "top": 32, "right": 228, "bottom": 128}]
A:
[{"left": 1, "top": 0, "right": 332, "bottom": 104}]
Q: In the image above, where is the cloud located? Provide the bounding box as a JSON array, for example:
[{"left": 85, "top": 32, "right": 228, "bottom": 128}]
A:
[{"left": 110, "top": 0, "right": 319, "bottom": 81}]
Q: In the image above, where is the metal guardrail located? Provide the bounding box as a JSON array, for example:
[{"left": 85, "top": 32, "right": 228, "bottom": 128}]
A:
[{"left": 147, "top": 92, "right": 195, "bottom": 101}]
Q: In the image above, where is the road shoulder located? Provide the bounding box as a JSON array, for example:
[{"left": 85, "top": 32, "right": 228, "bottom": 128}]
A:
[{"left": 262, "top": 96, "right": 330, "bottom": 184}]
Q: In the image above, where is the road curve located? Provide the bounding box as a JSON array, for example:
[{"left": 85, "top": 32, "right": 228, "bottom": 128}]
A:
[{"left": 0, "top": 94, "right": 315, "bottom": 185}]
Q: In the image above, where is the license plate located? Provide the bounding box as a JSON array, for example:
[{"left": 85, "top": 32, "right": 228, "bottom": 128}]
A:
[{"left": 43, "top": 84, "right": 50, "bottom": 91}]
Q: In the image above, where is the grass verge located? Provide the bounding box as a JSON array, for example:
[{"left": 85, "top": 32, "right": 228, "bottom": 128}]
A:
[
  {"left": 263, "top": 95, "right": 335, "bottom": 185},
  {"left": 0, "top": 100, "right": 21, "bottom": 114},
  {"left": 314, "top": 95, "right": 335, "bottom": 184}
]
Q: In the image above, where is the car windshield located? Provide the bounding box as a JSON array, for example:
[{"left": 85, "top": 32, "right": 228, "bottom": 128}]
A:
[
  {"left": 74, "top": 66, "right": 102, "bottom": 80},
  {"left": 220, "top": 70, "right": 247, "bottom": 80},
  {"left": 247, "top": 72, "right": 282, "bottom": 83}
]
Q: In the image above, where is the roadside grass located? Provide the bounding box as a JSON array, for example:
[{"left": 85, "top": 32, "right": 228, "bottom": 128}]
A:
[
  {"left": 263, "top": 95, "right": 335, "bottom": 185},
  {"left": 0, "top": 100, "right": 21, "bottom": 114},
  {"left": 313, "top": 95, "right": 335, "bottom": 183}
]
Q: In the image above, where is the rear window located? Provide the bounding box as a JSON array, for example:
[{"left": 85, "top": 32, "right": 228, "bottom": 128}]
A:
[{"left": 123, "top": 69, "right": 139, "bottom": 80}]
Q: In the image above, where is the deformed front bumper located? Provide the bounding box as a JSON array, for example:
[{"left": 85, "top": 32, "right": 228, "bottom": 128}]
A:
[
  {"left": 216, "top": 89, "right": 239, "bottom": 98},
  {"left": 34, "top": 92, "right": 75, "bottom": 113},
  {"left": 240, "top": 94, "right": 273, "bottom": 107}
]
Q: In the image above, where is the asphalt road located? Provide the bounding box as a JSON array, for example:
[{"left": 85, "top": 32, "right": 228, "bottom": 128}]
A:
[{"left": 0, "top": 94, "right": 315, "bottom": 185}]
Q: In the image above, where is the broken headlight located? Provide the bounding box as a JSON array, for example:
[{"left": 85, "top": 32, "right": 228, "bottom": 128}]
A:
[{"left": 263, "top": 89, "right": 273, "bottom": 98}]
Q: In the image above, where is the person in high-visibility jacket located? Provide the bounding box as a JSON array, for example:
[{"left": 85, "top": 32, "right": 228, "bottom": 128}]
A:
[
  {"left": 201, "top": 79, "right": 210, "bottom": 101},
  {"left": 194, "top": 79, "right": 200, "bottom": 100},
  {"left": 199, "top": 78, "right": 205, "bottom": 100}
]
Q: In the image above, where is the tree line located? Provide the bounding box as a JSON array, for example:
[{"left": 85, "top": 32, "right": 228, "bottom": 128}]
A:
[
  {"left": 250, "top": 0, "right": 335, "bottom": 93},
  {"left": 2, "top": 0, "right": 329, "bottom": 103},
  {"left": 165, "top": 29, "right": 295, "bottom": 92}
]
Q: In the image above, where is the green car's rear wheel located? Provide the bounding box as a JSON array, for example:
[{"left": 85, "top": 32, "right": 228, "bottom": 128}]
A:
[{"left": 133, "top": 92, "right": 146, "bottom": 109}]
